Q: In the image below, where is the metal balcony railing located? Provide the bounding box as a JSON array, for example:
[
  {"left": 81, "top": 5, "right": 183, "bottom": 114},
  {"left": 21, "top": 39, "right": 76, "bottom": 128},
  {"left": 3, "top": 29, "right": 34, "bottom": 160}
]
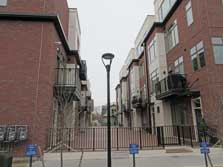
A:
[
  {"left": 54, "top": 67, "right": 81, "bottom": 100},
  {"left": 131, "top": 95, "right": 142, "bottom": 108},
  {"left": 155, "top": 74, "right": 187, "bottom": 100},
  {"left": 55, "top": 68, "right": 78, "bottom": 86}
]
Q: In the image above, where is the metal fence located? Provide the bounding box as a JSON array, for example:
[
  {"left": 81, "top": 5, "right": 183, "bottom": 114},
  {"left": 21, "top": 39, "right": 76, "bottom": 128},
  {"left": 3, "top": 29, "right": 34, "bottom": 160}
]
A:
[{"left": 46, "top": 126, "right": 200, "bottom": 152}]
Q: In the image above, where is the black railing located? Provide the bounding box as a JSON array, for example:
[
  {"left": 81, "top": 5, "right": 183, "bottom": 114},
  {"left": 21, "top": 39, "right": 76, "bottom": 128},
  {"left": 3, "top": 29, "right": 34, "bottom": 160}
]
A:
[
  {"left": 155, "top": 74, "right": 187, "bottom": 100},
  {"left": 54, "top": 68, "right": 78, "bottom": 87},
  {"left": 46, "top": 126, "right": 203, "bottom": 152},
  {"left": 131, "top": 96, "right": 142, "bottom": 108}
]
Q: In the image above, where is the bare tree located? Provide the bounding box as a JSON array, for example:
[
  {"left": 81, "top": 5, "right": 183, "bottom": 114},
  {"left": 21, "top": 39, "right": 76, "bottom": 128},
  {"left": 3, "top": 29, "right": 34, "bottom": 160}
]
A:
[{"left": 53, "top": 66, "right": 80, "bottom": 167}]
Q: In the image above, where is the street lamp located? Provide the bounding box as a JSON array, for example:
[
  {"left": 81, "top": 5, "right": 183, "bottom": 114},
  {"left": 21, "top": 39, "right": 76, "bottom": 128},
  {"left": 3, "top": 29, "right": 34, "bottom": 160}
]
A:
[{"left": 102, "top": 53, "right": 115, "bottom": 167}]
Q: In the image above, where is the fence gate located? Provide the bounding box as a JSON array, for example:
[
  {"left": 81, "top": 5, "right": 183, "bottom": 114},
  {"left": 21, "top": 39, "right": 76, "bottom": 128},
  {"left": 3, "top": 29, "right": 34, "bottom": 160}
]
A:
[{"left": 46, "top": 126, "right": 198, "bottom": 152}]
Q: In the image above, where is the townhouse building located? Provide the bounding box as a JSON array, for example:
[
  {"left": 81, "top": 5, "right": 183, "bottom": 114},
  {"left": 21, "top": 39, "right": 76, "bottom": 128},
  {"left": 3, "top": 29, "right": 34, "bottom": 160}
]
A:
[
  {"left": 0, "top": 0, "right": 93, "bottom": 155},
  {"left": 117, "top": 65, "right": 131, "bottom": 127},
  {"left": 144, "top": 0, "right": 223, "bottom": 136},
  {"left": 80, "top": 78, "right": 94, "bottom": 128},
  {"left": 101, "top": 104, "right": 118, "bottom": 126},
  {"left": 116, "top": 0, "right": 223, "bottom": 138},
  {"left": 116, "top": 16, "right": 156, "bottom": 128}
]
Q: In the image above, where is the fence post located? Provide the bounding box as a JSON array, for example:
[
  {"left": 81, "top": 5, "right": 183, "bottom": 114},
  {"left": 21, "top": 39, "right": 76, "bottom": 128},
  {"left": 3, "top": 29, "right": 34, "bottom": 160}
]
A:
[
  {"left": 139, "top": 128, "right": 142, "bottom": 150},
  {"left": 177, "top": 126, "right": 181, "bottom": 145},
  {"left": 182, "top": 126, "right": 185, "bottom": 145},
  {"left": 49, "top": 128, "right": 52, "bottom": 149},
  {"left": 161, "top": 127, "right": 165, "bottom": 148},
  {"left": 156, "top": 127, "right": 161, "bottom": 146},
  {"left": 68, "top": 128, "right": 71, "bottom": 152},
  {"left": 189, "top": 126, "right": 193, "bottom": 147},
  {"left": 117, "top": 128, "right": 119, "bottom": 151},
  {"left": 93, "top": 128, "right": 95, "bottom": 151}
]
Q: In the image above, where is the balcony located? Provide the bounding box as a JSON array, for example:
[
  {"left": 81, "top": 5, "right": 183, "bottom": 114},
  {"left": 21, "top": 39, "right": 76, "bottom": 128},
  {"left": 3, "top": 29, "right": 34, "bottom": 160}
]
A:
[
  {"left": 131, "top": 95, "right": 142, "bottom": 108},
  {"left": 54, "top": 67, "right": 81, "bottom": 101},
  {"left": 155, "top": 74, "right": 191, "bottom": 100},
  {"left": 87, "top": 99, "right": 94, "bottom": 112}
]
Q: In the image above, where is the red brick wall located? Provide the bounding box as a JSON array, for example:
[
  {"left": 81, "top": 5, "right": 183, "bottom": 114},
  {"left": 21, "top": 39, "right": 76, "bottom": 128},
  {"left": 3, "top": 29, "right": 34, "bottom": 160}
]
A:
[
  {"left": 138, "top": 56, "right": 146, "bottom": 90},
  {"left": 164, "top": 0, "right": 223, "bottom": 129},
  {"left": 0, "top": 0, "right": 69, "bottom": 36},
  {"left": 0, "top": 20, "right": 66, "bottom": 156}
]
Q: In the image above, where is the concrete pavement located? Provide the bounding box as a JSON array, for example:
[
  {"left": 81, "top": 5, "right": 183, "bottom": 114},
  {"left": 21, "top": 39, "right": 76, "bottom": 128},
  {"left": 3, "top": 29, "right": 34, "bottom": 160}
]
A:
[{"left": 31, "top": 148, "right": 223, "bottom": 167}]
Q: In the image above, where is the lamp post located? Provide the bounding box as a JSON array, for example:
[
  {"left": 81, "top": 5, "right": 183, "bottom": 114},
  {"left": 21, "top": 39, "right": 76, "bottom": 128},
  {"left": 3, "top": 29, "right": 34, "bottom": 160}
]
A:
[{"left": 102, "top": 53, "right": 115, "bottom": 167}]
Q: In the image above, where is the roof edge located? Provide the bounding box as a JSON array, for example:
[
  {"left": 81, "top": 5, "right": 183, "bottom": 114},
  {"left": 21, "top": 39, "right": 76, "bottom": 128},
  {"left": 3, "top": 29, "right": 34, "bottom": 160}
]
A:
[{"left": 0, "top": 12, "right": 81, "bottom": 65}]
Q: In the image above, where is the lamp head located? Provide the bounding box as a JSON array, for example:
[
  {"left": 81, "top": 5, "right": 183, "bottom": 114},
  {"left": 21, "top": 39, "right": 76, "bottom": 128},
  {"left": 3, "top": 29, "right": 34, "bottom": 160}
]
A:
[
  {"left": 102, "top": 53, "right": 115, "bottom": 61},
  {"left": 101, "top": 53, "right": 115, "bottom": 70}
]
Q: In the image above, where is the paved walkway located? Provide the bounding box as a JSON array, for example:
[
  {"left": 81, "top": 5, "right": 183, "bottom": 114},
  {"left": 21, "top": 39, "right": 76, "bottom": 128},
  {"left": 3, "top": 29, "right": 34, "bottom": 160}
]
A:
[{"left": 32, "top": 148, "right": 223, "bottom": 167}]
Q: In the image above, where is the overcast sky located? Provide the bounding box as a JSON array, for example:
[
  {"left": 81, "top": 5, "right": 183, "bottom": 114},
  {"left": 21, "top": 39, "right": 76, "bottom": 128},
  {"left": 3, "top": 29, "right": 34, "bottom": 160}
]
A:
[{"left": 68, "top": 0, "right": 154, "bottom": 106}]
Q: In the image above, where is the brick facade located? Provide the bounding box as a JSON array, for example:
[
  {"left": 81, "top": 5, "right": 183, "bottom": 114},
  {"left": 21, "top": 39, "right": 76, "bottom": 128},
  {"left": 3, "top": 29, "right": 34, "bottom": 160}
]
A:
[
  {"left": 0, "top": 0, "right": 79, "bottom": 156},
  {"left": 163, "top": 0, "right": 223, "bottom": 130}
]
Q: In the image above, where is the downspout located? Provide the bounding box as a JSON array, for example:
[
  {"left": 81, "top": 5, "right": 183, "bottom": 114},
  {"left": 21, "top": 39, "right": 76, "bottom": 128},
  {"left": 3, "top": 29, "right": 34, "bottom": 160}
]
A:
[
  {"left": 120, "top": 84, "right": 123, "bottom": 126},
  {"left": 127, "top": 75, "right": 132, "bottom": 127},
  {"left": 143, "top": 42, "right": 152, "bottom": 132}
]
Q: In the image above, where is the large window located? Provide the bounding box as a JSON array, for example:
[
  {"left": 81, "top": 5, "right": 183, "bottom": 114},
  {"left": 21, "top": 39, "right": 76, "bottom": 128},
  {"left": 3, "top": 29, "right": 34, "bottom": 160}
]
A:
[
  {"left": 165, "top": 20, "right": 179, "bottom": 52},
  {"left": 212, "top": 37, "right": 223, "bottom": 64},
  {"left": 190, "top": 41, "right": 206, "bottom": 71},
  {"left": 158, "top": 0, "right": 177, "bottom": 22},
  {"left": 0, "top": 0, "right": 7, "bottom": 6},
  {"left": 148, "top": 39, "right": 156, "bottom": 64},
  {"left": 174, "top": 56, "right": 184, "bottom": 74},
  {"left": 185, "top": 1, "right": 194, "bottom": 26},
  {"left": 150, "top": 69, "right": 159, "bottom": 94}
]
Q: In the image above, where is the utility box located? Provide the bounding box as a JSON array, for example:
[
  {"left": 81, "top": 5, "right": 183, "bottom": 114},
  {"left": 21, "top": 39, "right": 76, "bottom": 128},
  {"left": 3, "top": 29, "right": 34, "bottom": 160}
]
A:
[{"left": 0, "top": 151, "right": 13, "bottom": 167}]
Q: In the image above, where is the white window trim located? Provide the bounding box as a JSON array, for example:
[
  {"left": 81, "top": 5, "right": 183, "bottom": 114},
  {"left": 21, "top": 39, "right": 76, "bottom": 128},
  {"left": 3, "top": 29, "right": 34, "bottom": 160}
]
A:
[
  {"left": 185, "top": 0, "right": 194, "bottom": 26},
  {"left": 165, "top": 20, "right": 179, "bottom": 52},
  {"left": 211, "top": 37, "right": 223, "bottom": 64},
  {"left": 148, "top": 39, "right": 157, "bottom": 64},
  {"left": 0, "top": 0, "right": 7, "bottom": 6},
  {"left": 174, "top": 56, "right": 184, "bottom": 74},
  {"left": 190, "top": 41, "right": 206, "bottom": 71}
]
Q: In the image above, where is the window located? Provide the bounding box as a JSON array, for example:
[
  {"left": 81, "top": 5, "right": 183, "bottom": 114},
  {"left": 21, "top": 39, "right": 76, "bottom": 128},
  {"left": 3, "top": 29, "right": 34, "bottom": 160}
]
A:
[
  {"left": 148, "top": 39, "right": 156, "bottom": 64},
  {"left": 174, "top": 56, "right": 184, "bottom": 74},
  {"left": 165, "top": 20, "right": 179, "bottom": 52},
  {"left": 190, "top": 41, "right": 206, "bottom": 71},
  {"left": 157, "top": 106, "right": 160, "bottom": 113},
  {"left": 185, "top": 1, "right": 194, "bottom": 26},
  {"left": 150, "top": 69, "right": 159, "bottom": 94},
  {"left": 158, "top": 0, "right": 177, "bottom": 22},
  {"left": 212, "top": 37, "right": 223, "bottom": 64},
  {"left": 0, "top": 0, "right": 7, "bottom": 6}
]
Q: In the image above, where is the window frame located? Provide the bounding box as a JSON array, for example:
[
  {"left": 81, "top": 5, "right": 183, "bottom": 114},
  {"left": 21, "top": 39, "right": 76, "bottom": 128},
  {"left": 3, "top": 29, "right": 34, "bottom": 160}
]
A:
[
  {"left": 185, "top": 0, "right": 194, "bottom": 26},
  {"left": 148, "top": 39, "right": 157, "bottom": 64},
  {"left": 158, "top": 0, "right": 177, "bottom": 22},
  {"left": 165, "top": 20, "right": 179, "bottom": 52},
  {"left": 174, "top": 56, "right": 184, "bottom": 74},
  {"left": 211, "top": 37, "right": 223, "bottom": 64},
  {"left": 190, "top": 41, "right": 206, "bottom": 71},
  {"left": 150, "top": 69, "right": 159, "bottom": 95},
  {"left": 0, "top": 0, "right": 7, "bottom": 6}
]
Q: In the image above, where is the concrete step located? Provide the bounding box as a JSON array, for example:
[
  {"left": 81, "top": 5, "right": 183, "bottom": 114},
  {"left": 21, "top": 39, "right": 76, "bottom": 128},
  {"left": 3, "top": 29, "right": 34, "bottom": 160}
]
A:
[
  {"left": 112, "top": 151, "right": 129, "bottom": 159},
  {"left": 12, "top": 164, "right": 27, "bottom": 167},
  {"left": 12, "top": 157, "right": 38, "bottom": 167},
  {"left": 165, "top": 146, "right": 193, "bottom": 153}
]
